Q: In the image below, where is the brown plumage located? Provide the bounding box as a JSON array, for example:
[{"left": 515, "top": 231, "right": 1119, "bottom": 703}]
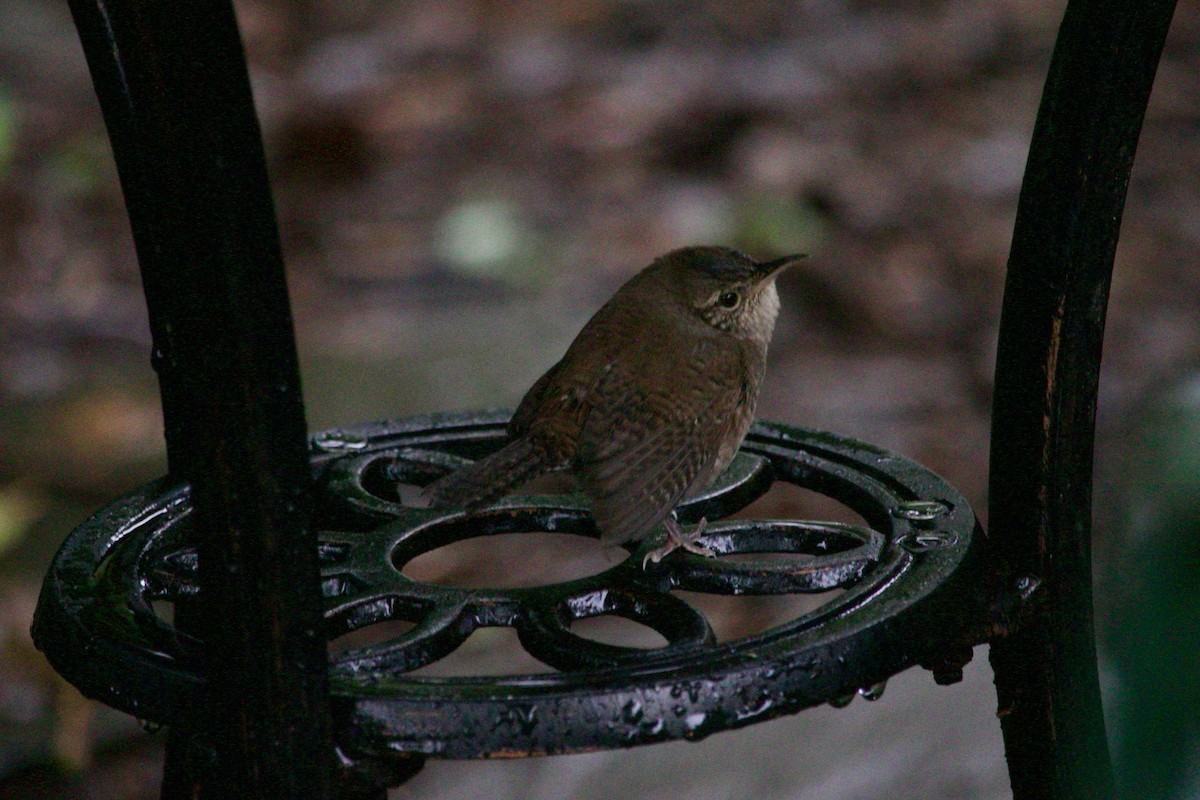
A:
[{"left": 423, "top": 246, "right": 802, "bottom": 561}]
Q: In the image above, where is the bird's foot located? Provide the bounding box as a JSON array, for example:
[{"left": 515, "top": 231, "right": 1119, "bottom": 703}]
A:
[{"left": 642, "top": 516, "right": 715, "bottom": 568}]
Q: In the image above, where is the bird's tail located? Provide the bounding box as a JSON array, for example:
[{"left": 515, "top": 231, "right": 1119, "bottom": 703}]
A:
[{"left": 422, "top": 436, "right": 559, "bottom": 509}]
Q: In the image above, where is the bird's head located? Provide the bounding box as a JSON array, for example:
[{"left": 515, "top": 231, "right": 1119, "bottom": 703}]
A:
[{"left": 657, "top": 246, "right": 805, "bottom": 339}]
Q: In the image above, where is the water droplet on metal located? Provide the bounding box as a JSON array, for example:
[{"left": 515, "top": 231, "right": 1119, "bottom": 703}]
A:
[
  {"left": 311, "top": 430, "right": 368, "bottom": 453},
  {"left": 829, "top": 693, "right": 855, "bottom": 708},
  {"left": 900, "top": 529, "right": 958, "bottom": 552},
  {"left": 517, "top": 705, "right": 537, "bottom": 733},
  {"left": 736, "top": 696, "right": 774, "bottom": 720},
  {"left": 891, "top": 500, "right": 951, "bottom": 522},
  {"left": 493, "top": 705, "right": 538, "bottom": 734},
  {"left": 858, "top": 681, "right": 887, "bottom": 701}
]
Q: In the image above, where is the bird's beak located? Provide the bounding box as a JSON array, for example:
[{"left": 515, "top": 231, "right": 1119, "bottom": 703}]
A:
[{"left": 755, "top": 253, "right": 807, "bottom": 279}]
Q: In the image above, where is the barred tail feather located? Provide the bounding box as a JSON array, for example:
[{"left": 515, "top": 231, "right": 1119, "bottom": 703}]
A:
[{"left": 422, "top": 437, "right": 556, "bottom": 509}]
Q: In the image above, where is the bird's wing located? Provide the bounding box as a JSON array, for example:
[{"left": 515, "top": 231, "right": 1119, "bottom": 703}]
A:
[
  {"left": 509, "top": 360, "right": 562, "bottom": 438},
  {"left": 510, "top": 298, "right": 624, "bottom": 440},
  {"left": 576, "top": 349, "right": 744, "bottom": 545}
]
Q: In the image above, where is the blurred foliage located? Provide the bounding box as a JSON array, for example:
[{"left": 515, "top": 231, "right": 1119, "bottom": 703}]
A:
[
  {"left": 434, "top": 196, "right": 545, "bottom": 285},
  {"left": 0, "top": 484, "right": 45, "bottom": 560},
  {"left": 1108, "top": 375, "right": 1200, "bottom": 799},
  {"left": 0, "top": 86, "right": 14, "bottom": 179},
  {"left": 42, "top": 133, "right": 114, "bottom": 199},
  {"left": 735, "top": 193, "right": 827, "bottom": 257}
]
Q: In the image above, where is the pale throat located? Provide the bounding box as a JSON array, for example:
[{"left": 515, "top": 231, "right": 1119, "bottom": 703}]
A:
[{"left": 744, "top": 282, "right": 781, "bottom": 342}]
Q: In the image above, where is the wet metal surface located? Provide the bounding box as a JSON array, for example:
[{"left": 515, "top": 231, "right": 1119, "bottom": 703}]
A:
[{"left": 34, "top": 411, "right": 984, "bottom": 761}]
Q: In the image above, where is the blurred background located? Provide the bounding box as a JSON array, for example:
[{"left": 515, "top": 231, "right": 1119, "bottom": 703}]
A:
[{"left": 0, "top": 0, "right": 1197, "bottom": 797}]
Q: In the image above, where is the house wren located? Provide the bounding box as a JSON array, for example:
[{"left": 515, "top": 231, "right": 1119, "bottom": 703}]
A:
[{"left": 423, "top": 246, "right": 803, "bottom": 564}]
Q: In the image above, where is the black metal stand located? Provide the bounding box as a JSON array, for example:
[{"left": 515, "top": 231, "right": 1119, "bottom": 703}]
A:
[{"left": 29, "top": 0, "right": 1181, "bottom": 797}]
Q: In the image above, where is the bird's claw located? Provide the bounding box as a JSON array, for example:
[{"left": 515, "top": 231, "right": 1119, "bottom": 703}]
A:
[{"left": 641, "top": 516, "right": 715, "bottom": 568}]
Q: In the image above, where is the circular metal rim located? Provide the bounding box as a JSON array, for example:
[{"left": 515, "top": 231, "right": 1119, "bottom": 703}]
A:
[{"left": 33, "top": 411, "right": 985, "bottom": 758}]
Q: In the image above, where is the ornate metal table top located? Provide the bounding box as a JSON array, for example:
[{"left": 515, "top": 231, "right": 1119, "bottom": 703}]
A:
[{"left": 34, "top": 411, "right": 983, "bottom": 760}]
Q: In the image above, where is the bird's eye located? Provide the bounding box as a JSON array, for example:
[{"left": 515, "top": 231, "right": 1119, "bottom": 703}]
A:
[{"left": 717, "top": 291, "right": 740, "bottom": 308}]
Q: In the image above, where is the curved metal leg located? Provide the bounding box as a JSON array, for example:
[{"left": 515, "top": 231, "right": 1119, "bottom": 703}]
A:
[
  {"left": 64, "top": 1, "right": 337, "bottom": 797},
  {"left": 988, "top": 1, "right": 1177, "bottom": 798}
]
